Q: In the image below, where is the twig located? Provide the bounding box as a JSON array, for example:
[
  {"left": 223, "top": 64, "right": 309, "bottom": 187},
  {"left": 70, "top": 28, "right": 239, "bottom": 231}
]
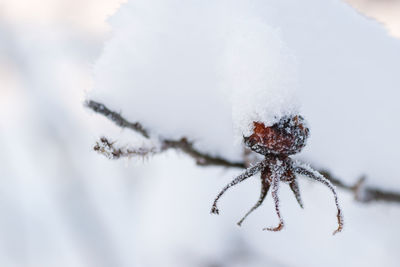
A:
[
  {"left": 86, "top": 99, "right": 400, "bottom": 204},
  {"left": 319, "top": 170, "right": 400, "bottom": 204},
  {"left": 162, "top": 138, "right": 246, "bottom": 168},
  {"left": 86, "top": 100, "right": 245, "bottom": 168},
  {"left": 86, "top": 100, "right": 150, "bottom": 138},
  {"left": 94, "top": 137, "right": 158, "bottom": 159}
]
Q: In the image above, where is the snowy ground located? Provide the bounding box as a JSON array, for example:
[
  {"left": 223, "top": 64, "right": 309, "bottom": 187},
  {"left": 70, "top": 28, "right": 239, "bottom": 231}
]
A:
[{"left": 1, "top": 0, "right": 400, "bottom": 267}]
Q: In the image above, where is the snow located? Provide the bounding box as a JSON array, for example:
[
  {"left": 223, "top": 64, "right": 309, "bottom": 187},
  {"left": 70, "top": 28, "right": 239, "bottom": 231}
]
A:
[
  {"left": 2, "top": 0, "right": 400, "bottom": 267},
  {"left": 88, "top": 0, "right": 400, "bottom": 262},
  {"left": 91, "top": 0, "right": 400, "bottom": 192},
  {"left": 90, "top": 0, "right": 300, "bottom": 159},
  {"left": 220, "top": 19, "right": 299, "bottom": 138}
]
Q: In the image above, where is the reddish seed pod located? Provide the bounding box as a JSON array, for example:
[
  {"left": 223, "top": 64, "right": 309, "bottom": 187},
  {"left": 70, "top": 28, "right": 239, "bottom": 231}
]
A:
[{"left": 244, "top": 115, "right": 309, "bottom": 156}]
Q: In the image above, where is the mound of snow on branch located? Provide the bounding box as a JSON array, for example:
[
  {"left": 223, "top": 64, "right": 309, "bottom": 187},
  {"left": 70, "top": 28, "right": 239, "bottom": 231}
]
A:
[{"left": 90, "top": 0, "right": 298, "bottom": 160}]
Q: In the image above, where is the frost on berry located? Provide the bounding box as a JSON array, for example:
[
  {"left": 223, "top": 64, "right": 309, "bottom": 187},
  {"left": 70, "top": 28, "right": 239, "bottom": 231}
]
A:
[
  {"left": 244, "top": 115, "right": 309, "bottom": 156},
  {"left": 211, "top": 115, "right": 343, "bottom": 235}
]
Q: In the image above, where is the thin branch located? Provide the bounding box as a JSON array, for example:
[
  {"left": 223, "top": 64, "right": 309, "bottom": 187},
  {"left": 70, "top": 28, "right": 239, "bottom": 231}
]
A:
[
  {"left": 162, "top": 138, "right": 246, "bottom": 168},
  {"left": 86, "top": 100, "right": 150, "bottom": 138},
  {"left": 319, "top": 170, "right": 400, "bottom": 204},
  {"left": 86, "top": 100, "right": 245, "bottom": 169},
  {"left": 86, "top": 99, "right": 400, "bottom": 204},
  {"left": 94, "top": 137, "right": 158, "bottom": 159}
]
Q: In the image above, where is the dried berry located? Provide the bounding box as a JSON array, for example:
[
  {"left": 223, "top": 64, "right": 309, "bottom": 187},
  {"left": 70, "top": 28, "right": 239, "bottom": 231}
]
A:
[{"left": 211, "top": 115, "right": 343, "bottom": 235}]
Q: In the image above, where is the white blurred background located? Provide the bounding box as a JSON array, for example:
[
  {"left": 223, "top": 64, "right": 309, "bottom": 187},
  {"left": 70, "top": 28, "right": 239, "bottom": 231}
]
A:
[{"left": 1, "top": 0, "right": 400, "bottom": 266}]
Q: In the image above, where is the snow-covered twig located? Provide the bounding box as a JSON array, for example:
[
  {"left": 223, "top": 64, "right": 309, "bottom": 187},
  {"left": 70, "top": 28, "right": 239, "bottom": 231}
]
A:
[
  {"left": 86, "top": 100, "right": 245, "bottom": 168},
  {"left": 86, "top": 100, "right": 400, "bottom": 205},
  {"left": 94, "top": 137, "right": 159, "bottom": 159},
  {"left": 86, "top": 100, "right": 150, "bottom": 138},
  {"left": 318, "top": 170, "right": 400, "bottom": 204}
]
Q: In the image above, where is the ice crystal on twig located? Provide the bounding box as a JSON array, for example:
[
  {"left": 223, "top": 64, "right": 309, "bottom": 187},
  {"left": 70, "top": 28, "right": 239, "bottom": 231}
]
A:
[{"left": 94, "top": 137, "right": 159, "bottom": 160}]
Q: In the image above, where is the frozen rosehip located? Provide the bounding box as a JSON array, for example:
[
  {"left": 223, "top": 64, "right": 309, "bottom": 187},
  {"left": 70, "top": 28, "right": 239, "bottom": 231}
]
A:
[
  {"left": 211, "top": 115, "right": 343, "bottom": 235},
  {"left": 244, "top": 115, "right": 309, "bottom": 156}
]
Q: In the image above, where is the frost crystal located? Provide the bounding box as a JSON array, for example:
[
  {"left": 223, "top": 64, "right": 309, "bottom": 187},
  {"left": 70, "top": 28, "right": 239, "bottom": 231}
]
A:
[{"left": 94, "top": 137, "right": 159, "bottom": 160}]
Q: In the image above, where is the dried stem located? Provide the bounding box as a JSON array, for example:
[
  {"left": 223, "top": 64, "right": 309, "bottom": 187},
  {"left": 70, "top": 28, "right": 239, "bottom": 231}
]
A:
[
  {"left": 162, "top": 139, "right": 246, "bottom": 168},
  {"left": 86, "top": 100, "right": 245, "bottom": 169},
  {"left": 319, "top": 171, "right": 400, "bottom": 204},
  {"left": 86, "top": 99, "right": 400, "bottom": 205},
  {"left": 86, "top": 100, "right": 150, "bottom": 138},
  {"left": 94, "top": 137, "right": 158, "bottom": 159}
]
